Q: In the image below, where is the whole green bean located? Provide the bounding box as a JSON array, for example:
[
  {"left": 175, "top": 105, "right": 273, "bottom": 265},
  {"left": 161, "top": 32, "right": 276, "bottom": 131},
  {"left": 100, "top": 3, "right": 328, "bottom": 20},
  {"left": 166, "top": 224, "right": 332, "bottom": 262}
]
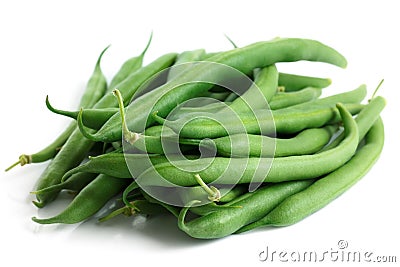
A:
[{"left": 237, "top": 117, "right": 384, "bottom": 231}]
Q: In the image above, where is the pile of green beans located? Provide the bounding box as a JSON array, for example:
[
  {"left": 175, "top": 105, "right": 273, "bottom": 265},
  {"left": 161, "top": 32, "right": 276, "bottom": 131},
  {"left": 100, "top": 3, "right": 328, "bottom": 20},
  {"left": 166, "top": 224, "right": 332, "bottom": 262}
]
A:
[{"left": 6, "top": 35, "right": 386, "bottom": 240}]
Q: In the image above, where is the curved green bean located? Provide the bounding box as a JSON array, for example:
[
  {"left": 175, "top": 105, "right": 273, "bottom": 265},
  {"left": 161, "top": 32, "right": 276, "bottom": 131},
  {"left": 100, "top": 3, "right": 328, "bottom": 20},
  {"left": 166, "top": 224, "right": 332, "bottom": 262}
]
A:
[
  {"left": 136, "top": 103, "right": 358, "bottom": 187},
  {"left": 237, "top": 117, "right": 384, "bottom": 231}
]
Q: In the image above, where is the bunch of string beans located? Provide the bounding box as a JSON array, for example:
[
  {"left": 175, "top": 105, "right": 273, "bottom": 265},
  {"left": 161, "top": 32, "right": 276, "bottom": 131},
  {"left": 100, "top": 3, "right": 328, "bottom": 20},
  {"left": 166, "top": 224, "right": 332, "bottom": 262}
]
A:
[{"left": 6, "top": 34, "right": 385, "bottom": 239}]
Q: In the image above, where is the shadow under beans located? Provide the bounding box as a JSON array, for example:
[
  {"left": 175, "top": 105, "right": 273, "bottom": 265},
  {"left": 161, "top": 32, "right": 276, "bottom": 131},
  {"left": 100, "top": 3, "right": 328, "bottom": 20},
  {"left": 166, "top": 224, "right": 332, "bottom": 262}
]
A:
[{"left": 68, "top": 212, "right": 219, "bottom": 249}]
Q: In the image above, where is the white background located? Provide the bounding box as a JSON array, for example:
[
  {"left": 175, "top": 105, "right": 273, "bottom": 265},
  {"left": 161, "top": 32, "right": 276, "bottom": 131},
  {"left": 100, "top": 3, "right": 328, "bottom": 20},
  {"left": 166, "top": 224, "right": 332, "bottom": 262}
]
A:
[{"left": 1, "top": 0, "right": 399, "bottom": 266}]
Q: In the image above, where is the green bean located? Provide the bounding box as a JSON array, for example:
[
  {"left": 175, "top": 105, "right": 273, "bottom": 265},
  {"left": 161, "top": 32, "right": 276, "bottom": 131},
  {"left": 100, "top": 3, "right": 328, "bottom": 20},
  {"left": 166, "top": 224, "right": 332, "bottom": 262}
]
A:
[
  {"left": 180, "top": 125, "right": 337, "bottom": 158},
  {"left": 319, "top": 96, "right": 386, "bottom": 152},
  {"left": 6, "top": 46, "right": 110, "bottom": 172},
  {"left": 154, "top": 103, "right": 362, "bottom": 139},
  {"left": 78, "top": 38, "right": 347, "bottom": 143},
  {"left": 61, "top": 153, "right": 198, "bottom": 181},
  {"left": 33, "top": 53, "right": 177, "bottom": 208},
  {"left": 32, "top": 174, "right": 130, "bottom": 224},
  {"left": 278, "top": 72, "right": 331, "bottom": 92},
  {"left": 31, "top": 172, "right": 98, "bottom": 195},
  {"left": 269, "top": 87, "right": 322, "bottom": 110},
  {"left": 178, "top": 180, "right": 314, "bottom": 239},
  {"left": 108, "top": 33, "right": 152, "bottom": 90},
  {"left": 237, "top": 117, "right": 384, "bottom": 231},
  {"left": 136, "top": 103, "right": 358, "bottom": 187}
]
